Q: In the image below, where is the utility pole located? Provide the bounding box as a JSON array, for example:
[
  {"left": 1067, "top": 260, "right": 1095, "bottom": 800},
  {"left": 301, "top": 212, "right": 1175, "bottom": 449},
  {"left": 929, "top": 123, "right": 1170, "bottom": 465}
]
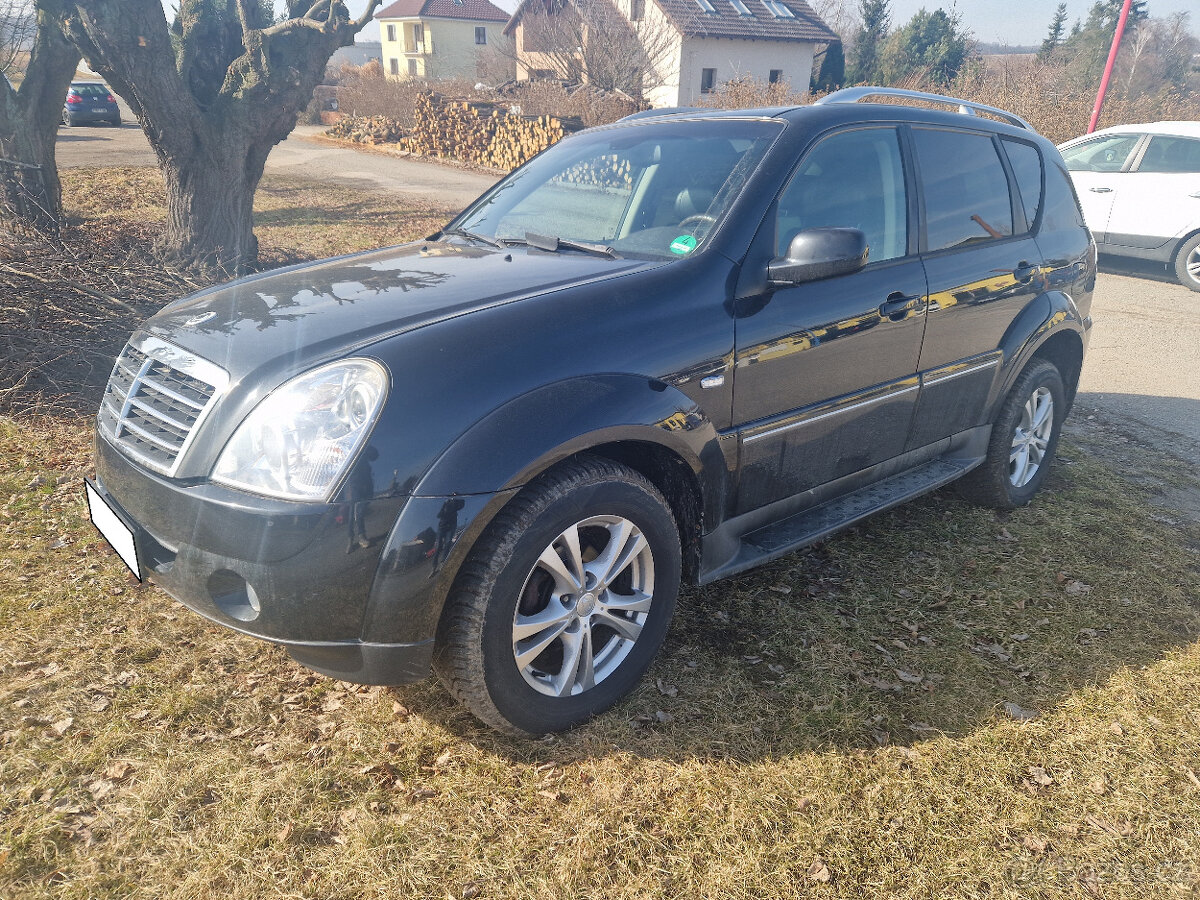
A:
[{"left": 1087, "top": 0, "right": 1134, "bottom": 133}]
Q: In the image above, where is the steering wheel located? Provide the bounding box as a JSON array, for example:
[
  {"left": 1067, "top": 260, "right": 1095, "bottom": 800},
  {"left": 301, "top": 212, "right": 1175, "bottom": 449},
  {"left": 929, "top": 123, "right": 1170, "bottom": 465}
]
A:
[{"left": 679, "top": 214, "right": 716, "bottom": 231}]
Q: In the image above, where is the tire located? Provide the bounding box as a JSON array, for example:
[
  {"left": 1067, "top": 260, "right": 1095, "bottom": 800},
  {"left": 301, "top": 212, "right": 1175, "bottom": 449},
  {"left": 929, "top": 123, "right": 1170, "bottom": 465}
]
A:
[
  {"left": 958, "top": 359, "right": 1065, "bottom": 509},
  {"left": 109, "top": 116, "right": 122, "bottom": 127},
  {"left": 61, "top": 110, "right": 73, "bottom": 127},
  {"left": 434, "top": 456, "right": 681, "bottom": 736},
  {"left": 1174, "top": 233, "right": 1200, "bottom": 292}
]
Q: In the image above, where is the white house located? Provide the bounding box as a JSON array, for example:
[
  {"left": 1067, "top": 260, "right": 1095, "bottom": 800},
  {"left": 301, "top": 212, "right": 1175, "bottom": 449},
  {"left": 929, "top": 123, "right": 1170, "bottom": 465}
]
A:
[
  {"left": 504, "top": 0, "right": 838, "bottom": 107},
  {"left": 378, "top": 0, "right": 511, "bottom": 81}
]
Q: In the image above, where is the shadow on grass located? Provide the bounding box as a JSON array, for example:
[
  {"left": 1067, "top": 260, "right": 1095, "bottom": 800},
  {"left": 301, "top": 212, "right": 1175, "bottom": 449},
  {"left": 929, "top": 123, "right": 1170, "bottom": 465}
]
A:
[{"left": 395, "top": 437, "right": 1200, "bottom": 763}]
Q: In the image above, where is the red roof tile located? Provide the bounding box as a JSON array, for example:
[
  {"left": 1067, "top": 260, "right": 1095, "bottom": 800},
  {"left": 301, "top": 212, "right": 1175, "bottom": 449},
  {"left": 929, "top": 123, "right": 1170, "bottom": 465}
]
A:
[{"left": 377, "top": 0, "right": 509, "bottom": 22}]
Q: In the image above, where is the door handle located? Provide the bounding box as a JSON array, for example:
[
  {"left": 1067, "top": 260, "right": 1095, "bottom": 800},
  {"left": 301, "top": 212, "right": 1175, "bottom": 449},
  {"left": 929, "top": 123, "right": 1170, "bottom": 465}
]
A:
[
  {"left": 1089, "top": 187, "right": 1113, "bottom": 193},
  {"left": 1013, "top": 261, "right": 1038, "bottom": 283},
  {"left": 879, "top": 292, "right": 922, "bottom": 321}
]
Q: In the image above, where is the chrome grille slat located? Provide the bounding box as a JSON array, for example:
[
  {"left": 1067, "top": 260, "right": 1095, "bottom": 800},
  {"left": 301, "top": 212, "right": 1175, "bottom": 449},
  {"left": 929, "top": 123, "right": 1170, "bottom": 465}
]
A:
[{"left": 97, "top": 338, "right": 227, "bottom": 477}]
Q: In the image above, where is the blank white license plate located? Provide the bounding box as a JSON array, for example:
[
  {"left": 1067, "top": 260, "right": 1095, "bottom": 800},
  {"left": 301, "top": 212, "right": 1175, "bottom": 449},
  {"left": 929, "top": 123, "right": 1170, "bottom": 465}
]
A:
[
  {"left": 85, "top": 481, "right": 141, "bottom": 580},
  {"left": 92, "top": 107, "right": 107, "bottom": 113}
]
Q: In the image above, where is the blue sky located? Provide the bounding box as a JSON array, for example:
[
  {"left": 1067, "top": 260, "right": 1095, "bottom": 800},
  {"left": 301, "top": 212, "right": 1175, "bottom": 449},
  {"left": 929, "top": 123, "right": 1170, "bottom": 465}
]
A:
[{"left": 161, "top": 0, "right": 1196, "bottom": 47}]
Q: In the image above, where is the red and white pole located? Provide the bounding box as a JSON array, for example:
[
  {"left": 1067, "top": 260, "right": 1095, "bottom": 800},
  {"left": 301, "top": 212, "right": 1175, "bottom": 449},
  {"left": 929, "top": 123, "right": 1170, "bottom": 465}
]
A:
[{"left": 1087, "top": 0, "right": 1134, "bottom": 133}]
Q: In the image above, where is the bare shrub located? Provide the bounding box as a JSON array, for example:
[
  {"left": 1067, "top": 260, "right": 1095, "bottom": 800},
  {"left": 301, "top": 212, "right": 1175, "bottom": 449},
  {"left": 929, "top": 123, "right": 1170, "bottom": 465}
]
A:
[{"left": 698, "top": 76, "right": 808, "bottom": 110}]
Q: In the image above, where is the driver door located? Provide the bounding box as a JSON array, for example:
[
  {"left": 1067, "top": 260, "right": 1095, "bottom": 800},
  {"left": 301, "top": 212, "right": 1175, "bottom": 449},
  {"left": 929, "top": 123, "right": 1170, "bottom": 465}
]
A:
[{"left": 732, "top": 126, "right": 927, "bottom": 514}]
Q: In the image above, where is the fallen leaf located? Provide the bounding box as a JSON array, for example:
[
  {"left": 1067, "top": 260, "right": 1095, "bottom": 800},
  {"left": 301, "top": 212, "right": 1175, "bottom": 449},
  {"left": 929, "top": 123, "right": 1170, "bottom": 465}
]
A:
[
  {"left": 895, "top": 669, "right": 923, "bottom": 684},
  {"left": 103, "top": 761, "right": 135, "bottom": 782},
  {"left": 433, "top": 749, "right": 453, "bottom": 770},
  {"left": 654, "top": 710, "right": 673, "bottom": 724},
  {"left": 1108, "top": 722, "right": 1125, "bottom": 736},
  {"left": 49, "top": 717, "right": 73, "bottom": 736},
  {"left": 1090, "top": 777, "right": 1108, "bottom": 795},
  {"left": 1023, "top": 834, "right": 1049, "bottom": 854},
  {"left": 1029, "top": 766, "right": 1054, "bottom": 787},
  {"left": 655, "top": 678, "right": 678, "bottom": 698},
  {"left": 807, "top": 858, "right": 832, "bottom": 883},
  {"left": 1065, "top": 580, "right": 1092, "bottom": 596},
  {"left": 276, "top": 823, "right": 293, "bottom": 843},
  {"left": 1004, "top": 701, "right": 1038, "bottom": 722}
]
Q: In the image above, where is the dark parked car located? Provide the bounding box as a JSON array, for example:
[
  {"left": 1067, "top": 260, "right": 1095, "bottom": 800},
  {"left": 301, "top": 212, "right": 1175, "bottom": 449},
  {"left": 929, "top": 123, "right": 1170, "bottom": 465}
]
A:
[
  {"left": 86, "top": 87, "right": 1095, "bottom": 735},
  {"left": 62, "top": 81, "right": 121, "bottom": 127}
]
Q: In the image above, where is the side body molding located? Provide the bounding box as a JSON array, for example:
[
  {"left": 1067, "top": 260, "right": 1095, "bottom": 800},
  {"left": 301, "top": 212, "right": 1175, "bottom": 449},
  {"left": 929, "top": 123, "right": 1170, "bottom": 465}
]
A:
[{"left": 363, "top": 375, "right": 733, "bottom": 646}]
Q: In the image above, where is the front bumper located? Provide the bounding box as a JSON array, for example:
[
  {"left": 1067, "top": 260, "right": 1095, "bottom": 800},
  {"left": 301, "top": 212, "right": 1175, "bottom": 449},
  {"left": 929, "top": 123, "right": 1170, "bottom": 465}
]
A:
[{"left": 91, "top": 435, "right": 433, "bottom": 684}]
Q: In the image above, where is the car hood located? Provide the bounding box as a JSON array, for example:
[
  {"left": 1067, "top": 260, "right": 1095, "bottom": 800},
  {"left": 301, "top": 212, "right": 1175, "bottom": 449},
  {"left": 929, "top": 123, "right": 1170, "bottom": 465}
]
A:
[{"left": 143, "top": 240, "right": 661, "bottom": 383}]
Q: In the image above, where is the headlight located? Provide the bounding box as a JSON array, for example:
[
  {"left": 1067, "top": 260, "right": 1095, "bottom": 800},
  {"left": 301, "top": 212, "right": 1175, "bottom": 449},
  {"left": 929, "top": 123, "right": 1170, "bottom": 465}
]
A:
[{"left": 212, "top": 359, "right": 388, "bottom": 501}]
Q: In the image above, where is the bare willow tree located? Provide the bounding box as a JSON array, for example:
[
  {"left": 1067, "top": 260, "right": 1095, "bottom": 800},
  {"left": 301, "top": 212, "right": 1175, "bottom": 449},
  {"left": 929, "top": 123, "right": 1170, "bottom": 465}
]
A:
[
  {"left": 58, "top": 0, "right": 381, "bottom": 273},
  {"left": 514, "top": 0, "right": 678, "bottom": 100},
  {"left": 0, "top": 2, "right": 79, "bottom": 232}
]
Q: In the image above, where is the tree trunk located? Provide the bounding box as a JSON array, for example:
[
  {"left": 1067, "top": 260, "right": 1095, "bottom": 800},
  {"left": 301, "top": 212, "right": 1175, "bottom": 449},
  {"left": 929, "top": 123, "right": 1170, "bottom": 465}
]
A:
[
  {"left": 0, "top": 5, "right": 80, "bottom": 232},
  {"left": 58, "top": 0, "right": 381, "bottom": 274},
  {"left": 156, "top": 132, "right": 271, "bottom": 274}
]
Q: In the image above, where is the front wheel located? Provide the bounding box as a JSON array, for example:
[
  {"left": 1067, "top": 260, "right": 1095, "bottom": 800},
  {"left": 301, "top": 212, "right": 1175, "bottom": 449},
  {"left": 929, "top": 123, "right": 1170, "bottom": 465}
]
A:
[
  {"left": 1174, "top": 233, "right": 1200, "bottom": 292},
  {"left": 958, "top": 359, "right": 1066, "bottom": 509},
  {"left": 435, "top": 457, "right": 681, "bottom": 736}
]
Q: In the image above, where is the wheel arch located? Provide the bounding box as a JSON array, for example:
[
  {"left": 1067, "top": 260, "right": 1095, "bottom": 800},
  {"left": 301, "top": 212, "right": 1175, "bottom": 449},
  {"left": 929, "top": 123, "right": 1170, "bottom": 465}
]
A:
[
  {"left": 993, "top": 289, "right": 1087, "bottom": 417},
  {"left": 363, "top": 376, "right": 726, "bottom": 648}
]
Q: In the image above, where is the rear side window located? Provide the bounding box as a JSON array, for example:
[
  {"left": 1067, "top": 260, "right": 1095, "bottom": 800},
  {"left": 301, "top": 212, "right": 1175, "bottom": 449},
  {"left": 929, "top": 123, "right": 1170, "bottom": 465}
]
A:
[
  {"left": 1003, "top": 139, "right": 1043, "bottom": 229},
  {"left": 776, "top": 127, "right": 908, "bottom": 263},
  {"left": 913, "top": 128, "right": 1013, "bottom": 252},
  {"left": 1040, "top": 160, "right": 1086, "bottom": 233},
  {"left": 1137, "top": 136, "right": 1200, "bottom": 174}
]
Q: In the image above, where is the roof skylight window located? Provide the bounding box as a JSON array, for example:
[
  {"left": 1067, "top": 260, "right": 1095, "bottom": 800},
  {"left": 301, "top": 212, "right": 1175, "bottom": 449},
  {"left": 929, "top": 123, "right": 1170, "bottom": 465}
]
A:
[
  {"left": 729, "top": 0, "right": 754, "bottom": 15},
  {"left": 695, "top": 0, "right": 717, "bottom": 13},
  {"left": 764, "top": 0, "right": 795, "bottom": 17}
]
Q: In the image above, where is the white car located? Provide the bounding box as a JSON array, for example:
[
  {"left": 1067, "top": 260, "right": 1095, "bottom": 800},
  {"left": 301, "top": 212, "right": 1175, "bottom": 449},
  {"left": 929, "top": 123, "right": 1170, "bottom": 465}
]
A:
[{"left": 1058, "top": 121, "right": 1200, "bottom": 291}]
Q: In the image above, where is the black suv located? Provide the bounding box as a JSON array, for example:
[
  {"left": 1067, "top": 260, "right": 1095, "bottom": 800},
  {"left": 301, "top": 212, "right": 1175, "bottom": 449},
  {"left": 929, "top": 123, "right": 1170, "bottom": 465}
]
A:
[{"left": 86, "top": 88, "right": 1095, "bottom": 735}]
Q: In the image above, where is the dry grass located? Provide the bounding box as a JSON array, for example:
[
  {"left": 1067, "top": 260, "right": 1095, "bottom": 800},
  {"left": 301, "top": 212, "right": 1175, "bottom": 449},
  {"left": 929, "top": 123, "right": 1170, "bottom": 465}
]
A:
[{"left": 2, "top": 168, "right": 1200, "bottom": 899}]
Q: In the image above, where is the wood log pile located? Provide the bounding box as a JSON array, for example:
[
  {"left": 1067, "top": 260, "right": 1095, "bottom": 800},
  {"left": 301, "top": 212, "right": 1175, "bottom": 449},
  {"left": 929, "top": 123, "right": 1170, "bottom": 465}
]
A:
[
  {"left": 325, "top": 114, "right": 405, "bottom": 144},
  {"left": 326, "top": 92, "right": 578, "bottom": 171}
]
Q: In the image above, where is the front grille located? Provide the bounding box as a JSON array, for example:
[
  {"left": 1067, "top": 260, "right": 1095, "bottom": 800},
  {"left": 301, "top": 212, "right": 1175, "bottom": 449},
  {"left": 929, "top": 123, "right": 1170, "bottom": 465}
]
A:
[{"left": 98, "top": 339, "right": 227, "bottom": 476}]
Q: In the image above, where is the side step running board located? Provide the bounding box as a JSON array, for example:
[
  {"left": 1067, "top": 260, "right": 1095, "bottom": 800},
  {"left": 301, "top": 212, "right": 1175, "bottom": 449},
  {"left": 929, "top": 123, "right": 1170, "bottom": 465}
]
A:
[{"left": 704, "top": 457, "right": 977, "bottom": 582}]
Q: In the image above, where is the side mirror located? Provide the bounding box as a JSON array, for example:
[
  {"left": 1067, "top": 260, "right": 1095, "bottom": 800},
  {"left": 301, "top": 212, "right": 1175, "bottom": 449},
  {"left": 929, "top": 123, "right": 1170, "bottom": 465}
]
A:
[{"left": 767, "top": 227, "right": 868, "bottom": 287}]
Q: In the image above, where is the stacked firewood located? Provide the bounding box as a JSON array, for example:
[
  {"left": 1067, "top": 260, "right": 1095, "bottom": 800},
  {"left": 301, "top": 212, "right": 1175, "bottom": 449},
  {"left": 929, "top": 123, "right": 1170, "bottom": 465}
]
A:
[
  {"left": 557, "top": 153, "right": 634, "bottom": 190},
  {"left": 326, "top": 94, "right": 575, "bottom": 170},
  {"left": 325, "top": 115, "right": 406, "bottom": 144}
]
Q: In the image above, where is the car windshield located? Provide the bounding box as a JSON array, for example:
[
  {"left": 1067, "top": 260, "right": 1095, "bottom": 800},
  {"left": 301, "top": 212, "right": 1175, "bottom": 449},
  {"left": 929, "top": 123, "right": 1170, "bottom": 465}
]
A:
[
  {"left": 451, "top": 118, "right": 783, "bottom": 261},
  {"left": 71, "top": 84, "right": 110, "bottom": 99}
]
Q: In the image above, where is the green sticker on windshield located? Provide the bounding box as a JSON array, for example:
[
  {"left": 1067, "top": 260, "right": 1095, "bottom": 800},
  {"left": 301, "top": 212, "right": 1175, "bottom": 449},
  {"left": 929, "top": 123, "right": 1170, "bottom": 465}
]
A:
[{"left": 670, "top": 234, "right": 697, "bottom": 256}]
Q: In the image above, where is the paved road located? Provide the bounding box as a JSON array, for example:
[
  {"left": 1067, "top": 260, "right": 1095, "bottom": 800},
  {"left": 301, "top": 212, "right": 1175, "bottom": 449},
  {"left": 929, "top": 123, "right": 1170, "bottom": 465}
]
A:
[
  {"left": 53, "top": 123, "right": 1200, "bottom": 465},
  {"left": 55, "top": 123, "right": 499, "bottom": 210},
  {"left": 1076, "top": 260, "right": 1200, "bottom": 467}
]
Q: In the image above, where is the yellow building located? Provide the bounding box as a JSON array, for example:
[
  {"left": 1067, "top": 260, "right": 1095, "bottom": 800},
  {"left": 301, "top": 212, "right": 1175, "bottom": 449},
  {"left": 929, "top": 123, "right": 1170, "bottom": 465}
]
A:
[{"left": 377, "top": 0, "right": 513, "bottom": 81}]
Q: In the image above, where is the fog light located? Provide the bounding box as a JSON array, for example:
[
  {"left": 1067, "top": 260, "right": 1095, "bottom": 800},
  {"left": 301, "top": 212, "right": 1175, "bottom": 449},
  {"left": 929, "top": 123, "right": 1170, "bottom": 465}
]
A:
[{"left": 207, "top": 569, "right": 261, "bottom": 622}]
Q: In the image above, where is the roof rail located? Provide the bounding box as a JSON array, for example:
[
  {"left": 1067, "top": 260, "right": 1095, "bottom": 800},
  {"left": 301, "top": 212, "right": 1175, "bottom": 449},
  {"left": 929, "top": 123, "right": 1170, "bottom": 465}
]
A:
[
  {"left": 814, "top": 86, "right": 1035, "bottom": 132},
  {"left": 618, "top": 107, "right": 707, "bottom": 122}
]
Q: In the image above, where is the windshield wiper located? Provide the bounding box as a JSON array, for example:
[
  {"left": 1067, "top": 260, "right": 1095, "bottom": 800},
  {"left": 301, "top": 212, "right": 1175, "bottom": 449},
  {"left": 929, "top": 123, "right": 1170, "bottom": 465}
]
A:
[
  {"left": 513, "top": 231, "right": 620, "bottom": 259},
  {"left": 441, "top": 226, "right": 504, "bottom": 249}
]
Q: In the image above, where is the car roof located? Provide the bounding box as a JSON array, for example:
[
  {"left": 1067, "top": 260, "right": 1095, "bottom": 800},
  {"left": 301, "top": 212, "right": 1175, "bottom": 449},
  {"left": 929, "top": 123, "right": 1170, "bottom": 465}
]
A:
[
  {"left": 616, "top": 88, "right": 1039, "bottom": 140},
  {"left": 1062, "top": 121, "right": 1200, "bottom": 144}
]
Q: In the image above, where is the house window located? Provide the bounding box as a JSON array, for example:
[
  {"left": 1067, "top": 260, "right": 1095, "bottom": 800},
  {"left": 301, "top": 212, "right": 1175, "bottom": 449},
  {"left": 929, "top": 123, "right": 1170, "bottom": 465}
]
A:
[
  {"left": 386, "top": 23, "right": 396, "bottom": 42},
  {"left": 694, "top": 0, "right": 716, "bottom": 13},
  {"left": 764, "top": 0, "right": 795, "bottom": 17},
  {"left": 769, "top": 69, "right": 783, "bottom": 83},
  {"left": 408, "top": 58, "right": 419, "bottom": 76},
  {"left": 631, "top": 0, "right": 645, "bottom": 19},
  {"left": 729, "top": 0, "right": 753, "bottom": 15},
  {"left": 389, "top": 57, "right": 400, "bottom": 75},
  {"left": 407, "top": 23, "right": 424, "bottom": 53},
  {"left": 475, "top": 26, "right": 487, "bottom": 45},
  {"left": 700, "top": 67, "right": 716, "bottom": 93}
]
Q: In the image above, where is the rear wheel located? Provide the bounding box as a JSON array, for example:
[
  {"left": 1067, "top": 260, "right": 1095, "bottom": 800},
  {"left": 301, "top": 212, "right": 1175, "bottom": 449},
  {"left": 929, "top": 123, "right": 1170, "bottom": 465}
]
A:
[
  {"left": 435, "top": 457, "right": 681, "bottom": 736},
  {"left": 958, "top": 359, "right": 1065, "bottom": 509},
  {"left": 60, "top": 110, "right": 73, "bottom": 127},
  {"left": 1174, "top": 233, "right": 1200, "bottom": 292}
]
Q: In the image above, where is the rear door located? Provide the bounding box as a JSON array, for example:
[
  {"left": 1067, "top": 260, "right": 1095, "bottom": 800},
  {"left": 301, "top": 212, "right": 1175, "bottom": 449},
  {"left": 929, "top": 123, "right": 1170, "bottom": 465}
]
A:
[
  {"left": 906, "top": 126, "right": 1046, "bottom": 450},
  {"left": 1104, "top": 134, "right": 1200, "bottom": 251},
  {"left": 732, "top": 125, "right": 927, "bottom": 514}
]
